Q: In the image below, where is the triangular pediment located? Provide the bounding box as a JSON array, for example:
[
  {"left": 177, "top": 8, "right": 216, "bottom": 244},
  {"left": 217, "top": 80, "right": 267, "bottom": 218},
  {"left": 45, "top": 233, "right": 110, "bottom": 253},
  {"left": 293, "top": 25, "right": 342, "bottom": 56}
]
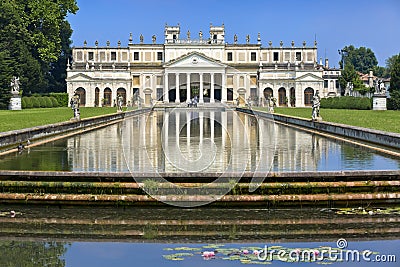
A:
[
  {"left": 165, "top": 52, "right": 226, "bottom": 69},
  {"left": 296, "top": 73, "right": 323, "bottom": 82},
  {"left": 67, "top": 73, "right": 94, "bottom": 81}
]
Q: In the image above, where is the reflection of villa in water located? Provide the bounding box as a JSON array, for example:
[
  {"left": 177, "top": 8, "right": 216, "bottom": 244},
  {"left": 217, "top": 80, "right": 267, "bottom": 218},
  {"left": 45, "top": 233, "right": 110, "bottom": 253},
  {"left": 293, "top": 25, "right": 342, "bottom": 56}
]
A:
[
  {"left": 68, "top": 111, "right": 349, "bottom": 173},
  {"left": 66, "top": 24, "right": 340, "bottom": 108}
]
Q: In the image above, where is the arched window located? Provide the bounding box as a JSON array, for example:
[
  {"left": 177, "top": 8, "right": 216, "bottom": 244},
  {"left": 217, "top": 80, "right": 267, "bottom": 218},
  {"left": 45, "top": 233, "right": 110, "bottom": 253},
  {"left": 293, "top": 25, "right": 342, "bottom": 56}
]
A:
[
  {"left": 117, "top": 88, "right": 127, "bottom": 106},
  {"left": 75, "top": 87, "right": 86, "bottom": 107},
  {"left": 304, "top": 87, "right": 314, "bottom": 106},
  {"left": 278, "top": 87, "right": 286, "bottom": 106},
  {"left": 263, "top": 88, "right": 273, "bottom": 99},
  {"left": 104, "top": 88, "right": 112, "bottom": 107}
]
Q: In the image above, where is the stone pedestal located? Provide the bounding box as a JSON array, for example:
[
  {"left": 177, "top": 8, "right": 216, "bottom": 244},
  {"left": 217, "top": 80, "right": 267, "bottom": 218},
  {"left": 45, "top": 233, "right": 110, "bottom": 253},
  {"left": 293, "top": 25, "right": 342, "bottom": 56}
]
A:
[
  {"left": 9, "top": 95, "right": 22, "bottom": 110},
  {"left": 372, "top": 94, "right": 387, "bottom": 110}
]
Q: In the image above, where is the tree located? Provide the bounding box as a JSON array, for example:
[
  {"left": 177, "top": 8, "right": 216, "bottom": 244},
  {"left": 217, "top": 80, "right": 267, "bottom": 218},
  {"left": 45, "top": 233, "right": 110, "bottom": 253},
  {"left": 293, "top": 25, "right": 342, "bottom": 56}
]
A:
[
  {"left": 339, "top": 63, "right": 369, "bottom": 96},
  {"left": 340, "top": 45, "right": 378, "bottom": 74},
  {"left": 0, "top": 0, "right": 78, "bottom": 108},
  {"left": 388, "top": 53, "right": 400, "bottom": 110}
]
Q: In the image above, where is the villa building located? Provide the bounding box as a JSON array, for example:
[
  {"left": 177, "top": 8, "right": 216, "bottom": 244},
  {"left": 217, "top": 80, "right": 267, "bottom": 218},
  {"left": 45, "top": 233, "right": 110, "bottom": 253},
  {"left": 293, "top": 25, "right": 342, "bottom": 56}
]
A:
[{"left": 66, "top": 24, "right": 340, "bottom": 107}]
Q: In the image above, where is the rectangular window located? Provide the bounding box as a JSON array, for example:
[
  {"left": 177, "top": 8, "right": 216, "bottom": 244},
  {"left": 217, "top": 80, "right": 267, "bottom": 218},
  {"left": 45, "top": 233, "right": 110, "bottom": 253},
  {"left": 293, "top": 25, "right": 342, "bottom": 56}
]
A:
[
  {"left": 273, "top": 52, "right": 279, "bottom": 61},
  {"left": 134, "top": 52, "right": 139, "bottom": 61},
  {"left": 336, "top": 80, "right": 339, "bottom": 89},
  {"left": 324, "top": 80, "right": 329, "bottom": 88},
  {"left": 250, "top": 76, "right": 257, "bottom": 86},
  {"left": 132, "top": 76, "right": 140, "bottom": 86},
  {"left": 251, "top": 52, "right": 256, "bottom": 61},
  {"left": 157, "top": 88, "right": 163, "bottom": 101},
  {"left": 157, "top": 52, "right": 163, "bottom": 61},
  {"left": 250, "top": 88, "right": 257, "bottom": 98},
  {"left": 227, "top": 75, "right": 233, "bottom": 86},
  {"left": 88, "top": 52, "right": 94, "bottom": 61},
  {"left": 111, "top": 52, "right": 116, "bottom": 61},
  {"left": 296, "top": 52, "right": 301, "bottom": 61},
  {"left": 227, "top": 52, "right": 233, "bottom": 61}
]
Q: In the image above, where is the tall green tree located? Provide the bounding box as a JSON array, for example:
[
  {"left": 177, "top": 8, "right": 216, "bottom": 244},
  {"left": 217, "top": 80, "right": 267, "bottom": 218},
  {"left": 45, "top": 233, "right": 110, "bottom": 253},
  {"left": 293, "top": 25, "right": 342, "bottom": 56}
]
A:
[
  {"left": 340, "top": 45, "right": 378, "bottom": 74},
  {"left": 0, "top": 0, "right": 78, "bottom": 108},
  {"left": 388, "top": 53, "right": 400, "bottom": 109}
]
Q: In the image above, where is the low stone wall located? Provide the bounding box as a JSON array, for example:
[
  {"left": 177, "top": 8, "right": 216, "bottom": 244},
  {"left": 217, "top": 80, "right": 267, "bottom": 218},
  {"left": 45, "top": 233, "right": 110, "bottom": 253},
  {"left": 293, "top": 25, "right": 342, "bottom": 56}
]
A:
[
  {"left": 238, "top": 108, "right": 400, "bottom": 150},
  {"left": 0, "top": 108, "right": 151, "bottom": 150}
]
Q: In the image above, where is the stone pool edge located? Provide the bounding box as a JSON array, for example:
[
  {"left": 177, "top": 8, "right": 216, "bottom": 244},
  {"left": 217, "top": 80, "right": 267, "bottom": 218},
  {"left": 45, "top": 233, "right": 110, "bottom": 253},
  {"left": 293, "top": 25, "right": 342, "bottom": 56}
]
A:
[
  {"left": 238, "top": 108, "right": 400, "bottom": 150},
  {"left": 0, "top": 108, "right": 151, "bottom": 151}
]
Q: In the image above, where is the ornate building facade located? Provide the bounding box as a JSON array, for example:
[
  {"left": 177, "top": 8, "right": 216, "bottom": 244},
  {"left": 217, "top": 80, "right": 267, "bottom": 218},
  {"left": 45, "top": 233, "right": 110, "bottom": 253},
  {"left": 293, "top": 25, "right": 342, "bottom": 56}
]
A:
[{"left": 66, "top": 24, "right": 340, "bottom": 107}]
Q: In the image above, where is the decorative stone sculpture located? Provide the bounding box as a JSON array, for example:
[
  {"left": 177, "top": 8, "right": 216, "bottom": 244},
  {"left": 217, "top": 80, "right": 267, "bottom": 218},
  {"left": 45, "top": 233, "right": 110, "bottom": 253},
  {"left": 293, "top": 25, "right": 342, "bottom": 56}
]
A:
[
  {"left": 187, "top": 30, "right": 190, "bottom": 40},
  {"left": 10, "top": 76, "right": 20, "bottom": 95},
  {"left": 9, "top": 77, "right": 22, "bottom": 110},
  {"left": 246, "top": 35, "right": 250, "bottom": 44},
  {"left": 70, "top": 92, "right": 80, "bottom": 120},
  {"left": 199, "top": 31, "right": 203, "bottom": 40},
  {"left": 234, "top": 34, "right": 238, "bottom": 44},
  {"left": 117, "top": 94, "right": 124, "bottom": 112},
  {"left": 312, "top": 90, "right": 321, "bottom": 121},
  {"left": 152, "top": 35, "right": 156, "bottom": 44},
  {"left": 140, "top": 34, "right": 144, "bottom": 44}
]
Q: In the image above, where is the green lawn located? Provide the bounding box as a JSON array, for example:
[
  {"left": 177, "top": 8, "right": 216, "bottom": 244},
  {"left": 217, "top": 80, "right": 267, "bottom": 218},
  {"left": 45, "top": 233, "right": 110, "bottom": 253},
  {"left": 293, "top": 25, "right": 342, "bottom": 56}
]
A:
[
  {"left": 0, "top": 107, "right": 126, "bottom": 133},
  {"left": 254, "top": 107, "right": 400, "bottom": 134}
]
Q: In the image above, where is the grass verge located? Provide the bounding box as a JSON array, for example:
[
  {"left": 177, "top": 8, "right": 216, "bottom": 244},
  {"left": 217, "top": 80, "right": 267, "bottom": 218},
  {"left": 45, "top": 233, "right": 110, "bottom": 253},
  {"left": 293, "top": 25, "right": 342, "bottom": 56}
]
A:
[
  {"left": 0, "top": 107, "right": 130, "bottom": 133},
  {"left": 254, "top": 107, "right": 400, "bottom": 133}
]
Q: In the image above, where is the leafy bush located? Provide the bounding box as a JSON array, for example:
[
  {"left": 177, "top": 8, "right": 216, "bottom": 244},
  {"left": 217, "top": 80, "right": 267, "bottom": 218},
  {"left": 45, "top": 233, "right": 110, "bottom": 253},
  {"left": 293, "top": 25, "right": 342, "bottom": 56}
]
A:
[
  {"left": 24, "top": 97, "right": 33, "bottom": 108},
  {"left": 38, "top": 97, "right": 47, "bottom": 107},
  {"left": 49, "top": 97, "right": 59, "bottom": 107},
  {"left": 49, "top": 93, "right": 68, "bottom": 107},
  {"left": 21, "top": 97, "right": 27, "bottom": 109},
  {"left": 31, "top": 97, "right": 40, "bottom": 108},
  {"left": 44, "top": 96, "right": 53, "bottom": 108},
  {"left": 387, "top": 91, "right": 400, "bottom": 110},
  {"left": 321, "top": 96, "right": 371, "bottom": 110}
]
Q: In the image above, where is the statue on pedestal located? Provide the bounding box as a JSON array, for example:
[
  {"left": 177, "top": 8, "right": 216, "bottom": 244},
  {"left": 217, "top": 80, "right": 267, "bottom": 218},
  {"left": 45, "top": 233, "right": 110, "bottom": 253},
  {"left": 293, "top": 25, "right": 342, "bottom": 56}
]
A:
[
  {"left": 117, "top": 94, "right": 124, "bottom": 112},
  {"left": 9, "top": 76, "right": 22, "bottom": 110},
  {"left": 70, "top": 92, "right": 80, "bottom": 120},
  {"left": 374, "top": 79, "right": 386, "bottom": 95},
  {"left": 10, "top": 76, "right": 20, "bottom": 95},
  {"left": 312, "top": 90, "right": 321, "bottom": 121}
]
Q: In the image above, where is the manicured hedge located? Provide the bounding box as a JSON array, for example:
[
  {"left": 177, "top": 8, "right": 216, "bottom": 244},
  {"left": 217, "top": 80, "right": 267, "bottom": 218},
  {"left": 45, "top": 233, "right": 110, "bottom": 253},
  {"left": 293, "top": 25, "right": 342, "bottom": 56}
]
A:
[
  {"left": 321, "top": 96, "right": 372, "bottom": 110},
  {"left": 49, "top": 93, "right": 68, "bottom": 107},
  {"left": 21, "top": 96, "right": 60, "bottom": 109}
]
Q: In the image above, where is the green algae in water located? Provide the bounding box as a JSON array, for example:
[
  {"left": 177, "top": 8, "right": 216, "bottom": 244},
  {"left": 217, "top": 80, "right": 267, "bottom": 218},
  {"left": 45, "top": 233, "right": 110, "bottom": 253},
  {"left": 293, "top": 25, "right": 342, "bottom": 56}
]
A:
[
  {"left": 335, "top": 207, "right": 400, "bottom": 215},
  {"left": 162, "top": 244, "right": 380, "bottom": 265}
]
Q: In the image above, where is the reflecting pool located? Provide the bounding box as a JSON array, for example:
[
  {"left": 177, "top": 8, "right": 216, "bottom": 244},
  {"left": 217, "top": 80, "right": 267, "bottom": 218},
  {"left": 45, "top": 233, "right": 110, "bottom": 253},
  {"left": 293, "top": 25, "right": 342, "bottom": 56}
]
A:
[
  {"left": 0, "top": 110, "right": 399, "bottom": 172},
  {"left": 0, "top": 205, "right": 399, "bottom": 266}
]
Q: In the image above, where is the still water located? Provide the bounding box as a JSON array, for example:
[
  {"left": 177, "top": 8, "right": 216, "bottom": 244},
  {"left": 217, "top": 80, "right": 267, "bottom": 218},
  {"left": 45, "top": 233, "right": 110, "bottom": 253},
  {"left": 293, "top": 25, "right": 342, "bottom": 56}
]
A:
[
  {"left": 0, "top": 205, "right": 399, "bottom": 266},
  {"left": 1, "top": 110, "right": 399, "bottom": 266},
  {"left": 0, "top": 110, "right": 399, "bottom": 172}
]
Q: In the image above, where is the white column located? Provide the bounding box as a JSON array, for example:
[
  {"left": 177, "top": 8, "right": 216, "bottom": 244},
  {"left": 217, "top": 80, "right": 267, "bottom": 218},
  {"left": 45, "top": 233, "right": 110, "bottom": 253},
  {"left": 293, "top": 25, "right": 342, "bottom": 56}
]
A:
[
  {"left": 186, "top": 73, "right": 191, "bottom": 103},
  {"left": 210, "top": 73, "right": 215, "bottom": 103},
  {"left": 221, "top": 73, "right": 227, "bottom": 103},
  {"left": 210, "top": 111, "right": 215, "bottom": 143},
  {"left": 199, "top": 111, "right": 204, "bottom": 144},
  {"left": 186, "top": 111, "right": 191, "bottom": 148},
  {"left": 164, "top": 73, "right": 169, "bottom": 103},
  {"left": 199, "top": 73, "right": 204, "bottom": 104},
  {"left": 175, "top": 73, "right": 180, "bottom": 103}
]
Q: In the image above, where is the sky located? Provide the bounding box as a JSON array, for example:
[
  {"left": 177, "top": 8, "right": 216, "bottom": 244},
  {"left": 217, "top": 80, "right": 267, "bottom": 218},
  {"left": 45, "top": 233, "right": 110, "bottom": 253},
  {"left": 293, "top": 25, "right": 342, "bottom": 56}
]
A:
[{"left": 68, "top": 0, "right": 400, "bottom": 67}]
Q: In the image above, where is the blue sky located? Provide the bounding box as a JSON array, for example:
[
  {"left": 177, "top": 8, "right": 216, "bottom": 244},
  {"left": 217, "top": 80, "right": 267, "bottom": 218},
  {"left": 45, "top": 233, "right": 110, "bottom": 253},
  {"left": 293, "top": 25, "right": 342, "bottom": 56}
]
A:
[{"left": 68, "top": 0, "right": 400, "bottom": 67}]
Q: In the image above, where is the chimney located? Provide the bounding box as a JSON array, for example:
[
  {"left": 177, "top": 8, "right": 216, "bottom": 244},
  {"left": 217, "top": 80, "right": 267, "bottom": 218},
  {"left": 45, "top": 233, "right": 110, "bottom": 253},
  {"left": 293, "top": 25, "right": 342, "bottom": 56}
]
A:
[
  {"left": 325, "top": 58, "right": 329, "bottom": 69},
  {"left": 368, "top": 70, "right": 374, "bottom": 87}
]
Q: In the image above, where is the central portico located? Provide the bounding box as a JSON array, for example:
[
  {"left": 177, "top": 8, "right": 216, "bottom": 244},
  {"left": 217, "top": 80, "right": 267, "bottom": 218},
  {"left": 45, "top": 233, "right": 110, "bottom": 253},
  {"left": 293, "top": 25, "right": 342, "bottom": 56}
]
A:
[{"left": 164, "top": 52, "right": 226, "bottom": 104}]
